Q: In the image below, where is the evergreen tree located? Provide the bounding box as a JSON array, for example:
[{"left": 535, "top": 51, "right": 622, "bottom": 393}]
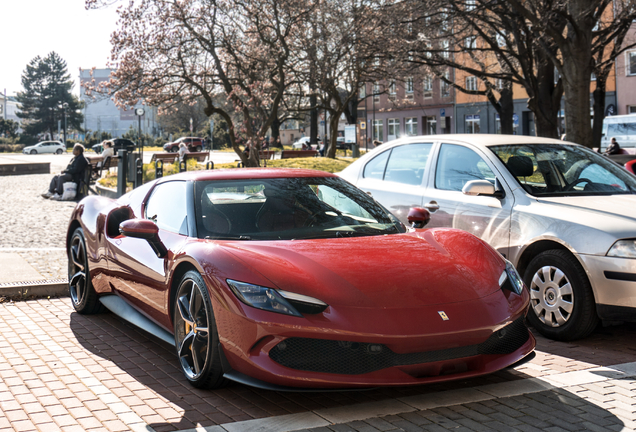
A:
[{"left": 16, "top": 52, "right": 83, "bottom": 141}]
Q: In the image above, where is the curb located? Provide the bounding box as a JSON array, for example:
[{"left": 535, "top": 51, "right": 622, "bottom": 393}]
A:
[{"left": 0, "top": 279, "right": 69, "bottom": 300}]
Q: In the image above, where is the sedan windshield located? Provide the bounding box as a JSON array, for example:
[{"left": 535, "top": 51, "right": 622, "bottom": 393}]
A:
[
  {"left": 489, "top": 144, "right": 636, "bottom": 197},
  {"left": 194, "top": 177, "right": 405, "bottom": 240}
]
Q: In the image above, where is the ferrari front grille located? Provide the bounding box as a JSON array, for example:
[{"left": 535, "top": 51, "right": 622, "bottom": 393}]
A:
[{"left": 268, "top": 317, "right": 529, "bottom": 375}]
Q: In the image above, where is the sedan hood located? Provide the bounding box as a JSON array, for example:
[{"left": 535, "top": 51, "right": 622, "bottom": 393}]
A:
[
  {"left": 534, "top": 194, "right": 636, "bottom": 250},
  {"left": 220, "top": 229, "right": 505, "bottom": 309}
]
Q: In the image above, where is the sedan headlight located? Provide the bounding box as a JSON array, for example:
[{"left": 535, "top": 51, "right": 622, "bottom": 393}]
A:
[
  {"left": 499, "top": 260, "right": 524, "bottom": 295},
  {"left": 227, "top": 280, "right": 328, "bottom": 317},
  {"left": 607, "top": 240, "right": 636, "bottom": 258}
]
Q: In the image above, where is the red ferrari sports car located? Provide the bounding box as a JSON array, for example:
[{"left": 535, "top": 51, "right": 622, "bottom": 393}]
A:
[{"left": 67, "top": 168, "right": 535, "bottom": 390}]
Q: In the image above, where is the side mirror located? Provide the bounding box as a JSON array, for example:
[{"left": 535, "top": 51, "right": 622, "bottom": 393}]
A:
[
  {"left": 119, "top": 219, "right": 168, "bottom": 258},
  {"left": 462, "top": 180, "right": 504, "bottom": 198},
  {"left": 407, "top": 207, "right": 431, "bottom": 229}
]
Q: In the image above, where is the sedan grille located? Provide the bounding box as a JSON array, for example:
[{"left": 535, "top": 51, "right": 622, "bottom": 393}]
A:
[{"left": 269, "top": 317, "right": 529, "bottom": 375}]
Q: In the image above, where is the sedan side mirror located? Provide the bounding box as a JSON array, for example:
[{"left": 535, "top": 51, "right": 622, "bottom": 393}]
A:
[
  {"left": 119, "top": 219, "right": 168, "bottom": 258},
  {"left": 407, "top": 207, "right": 431, "bottom": 229},
  {"left": 462, "top": 180, "right": 504, "bottom": 198}
]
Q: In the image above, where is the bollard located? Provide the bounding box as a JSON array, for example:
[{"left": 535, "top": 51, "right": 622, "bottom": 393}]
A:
[
  {"left": 179, "top": 160, "right": 186, "bottom": 172},
  {"left": 135, "top": 158, "right": 143, "bottom": 188},
  {"left": 206, "top": 161, "right": 214, "bottom": 170},
  {"left": 117, "top": 150, "right": 128, "bottom": 198},
  {"left": 155, "top": 160, "right": 163, "bottom": 179}
]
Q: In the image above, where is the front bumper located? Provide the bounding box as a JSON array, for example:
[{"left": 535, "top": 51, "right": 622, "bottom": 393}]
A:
[
  {"left": 579, "top": 254, "right": 636, "bottom": 315},
  {"left": 213, "top": 288, "right": 535, "bottom": 388}
]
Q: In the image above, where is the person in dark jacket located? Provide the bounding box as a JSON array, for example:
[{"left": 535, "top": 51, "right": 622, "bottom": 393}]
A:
[{"left": 42, "top": 144, "right": 89, "bottom": 199}]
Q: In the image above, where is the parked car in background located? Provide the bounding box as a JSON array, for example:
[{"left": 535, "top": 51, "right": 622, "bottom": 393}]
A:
[
  {"left": 93, "top": 138, "right": 137, "bottom": 154},
  {"left": 23, "top": 141, "right": 65, "bottom": 155},
  {"left": 66, "top": 168, "right": 534, "bottom": 390},
  {"left": 601, "top": 114, "right": 636, "bottom": 151},
  {"left": 291, "top": 137, "right": 311, "bottom": 149},
  {"left": 340, "top": 134, "right": 636, "bottom": 341},
  {"left": 164, "top": 137, "right": 204, "bottom": 152},
  {"left": 336, "top": 137, "right": 351, "bottom": 150}
]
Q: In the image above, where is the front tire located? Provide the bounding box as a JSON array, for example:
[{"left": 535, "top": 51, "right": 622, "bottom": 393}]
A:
[
  {"left": 30, "top": 150, "right": 37, "bottom": 154},
  {"left": 524, "top": 249, "right": 598, "bottom": 341},
  {"left": 195, "top": 146, "right": 202, "bottom": 152},
  {"left": 173, "top": 270, "right": 227, "bottom": 389},
  {"left": 68, "top": 228, "right": 104, "bottom": 314}
]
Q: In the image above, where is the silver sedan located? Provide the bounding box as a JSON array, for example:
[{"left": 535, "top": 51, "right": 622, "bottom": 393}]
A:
[{"left": 340, "top": 134, "right": 636, "bottom": 341}]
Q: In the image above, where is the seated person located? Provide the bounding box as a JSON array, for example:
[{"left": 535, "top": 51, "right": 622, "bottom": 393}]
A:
[
  {"left": 98, "top": 140, "right": 115, "bottom": 168},
  {"left": 178, "top": 142, "right": 189, "bottom": 161},
  {"left": 42, "top": 144, "right": 89, "bottom": 199}
]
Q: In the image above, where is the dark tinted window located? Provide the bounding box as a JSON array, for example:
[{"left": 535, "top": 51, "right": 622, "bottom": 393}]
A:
[{"left": 145, "top": 181, "right": 188, "bottom": 234}]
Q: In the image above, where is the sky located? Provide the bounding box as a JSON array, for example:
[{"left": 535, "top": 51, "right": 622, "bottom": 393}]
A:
[{"left": 1, "top": 0, "right": 120, "bottom": 97}]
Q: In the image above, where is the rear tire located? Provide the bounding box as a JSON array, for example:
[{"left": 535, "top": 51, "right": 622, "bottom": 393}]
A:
[
  {"left": 173, "top": 270, "right": 228, "bottom": 389},
  {"left": 68, "top": 228, "right": 104, "bottom": 314},
  {"left": 56, "top": 149, "right": 63, "bottom": 154},
  {"left": 524, "top": 249, "right": 598, "bottom": 341}
]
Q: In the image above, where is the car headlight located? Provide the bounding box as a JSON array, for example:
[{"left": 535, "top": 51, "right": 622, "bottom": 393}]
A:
[
  {"left": 499, "top": 260, "right": 524, "bottom": 295},
  {"left": 227, "top": 280, "right": 328, "bottom": 317},
  {"left": 607, "top": 240, "right": 636, "bottom": 258}
]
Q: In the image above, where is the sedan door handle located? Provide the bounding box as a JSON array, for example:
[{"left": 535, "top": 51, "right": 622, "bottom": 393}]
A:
[{"left": 424, "top": 201, "right": 439, "bottom": 212}]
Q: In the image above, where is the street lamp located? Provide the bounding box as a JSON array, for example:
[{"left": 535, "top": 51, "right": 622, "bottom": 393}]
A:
[{"left": 59, "top": 102, "right": 68, "bottom": 145}]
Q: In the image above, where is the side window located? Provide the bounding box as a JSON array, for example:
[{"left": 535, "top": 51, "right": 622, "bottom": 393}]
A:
[
  {"left": 384, "top": 143, "right": 432, "bottom": 185},
  {"left": 435, "top": 144, "right": 493, "bottom": 191},
  {"left": 145, "top": 181, "right": 188, "bottom": 234},
  {"left": 363, "top": 149, "right": 390, "bottom": 179}
]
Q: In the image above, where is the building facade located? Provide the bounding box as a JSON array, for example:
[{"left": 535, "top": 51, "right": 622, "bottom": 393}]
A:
[{"left": 79, "top": 69, "right": 159, "bottom": 140}]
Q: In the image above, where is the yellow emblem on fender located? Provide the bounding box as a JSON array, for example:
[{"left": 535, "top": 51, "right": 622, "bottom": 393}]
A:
[{"left": 438, "top": 311, "right": 449, "bottom": 321}]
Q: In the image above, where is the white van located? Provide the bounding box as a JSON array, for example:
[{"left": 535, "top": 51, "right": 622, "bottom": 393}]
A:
[{"left": 601, "top": 114, "right": 636, "bottom": 150}]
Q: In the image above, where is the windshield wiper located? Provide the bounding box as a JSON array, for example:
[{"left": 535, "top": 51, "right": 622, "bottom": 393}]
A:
[{"left": 205, "top": 235, "right": 252, "bottom": 240}]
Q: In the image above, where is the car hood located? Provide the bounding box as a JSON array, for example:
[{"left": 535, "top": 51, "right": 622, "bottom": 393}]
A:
[
  {"left": 220, "top": 229, "right": 505, "bottom": 309},
  {"left": 532, "top": 194, "right": 636, "bottom": 250},
  {"left": 23, "top": 145, "right": 34, "bottom": 150}
]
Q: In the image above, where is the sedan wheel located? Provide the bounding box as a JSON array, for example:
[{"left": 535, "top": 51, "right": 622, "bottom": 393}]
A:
[
  {"left": 56, "top": 149, "right": 63, "bottom": 154},
  {"left": 30, "top": 150, "right": 37, "bottom": 154},
  {"left": 195, "top": 146, "right": 202, "bottom": 152},
  {"left": 68, "top": 228, "right": 103, "bottom": 314},
  {"left": 524, "top": 249, "right": 598, "bottom": 341},
  {"left": 174, "top": 270, "right": 227, "bottom": 389}
]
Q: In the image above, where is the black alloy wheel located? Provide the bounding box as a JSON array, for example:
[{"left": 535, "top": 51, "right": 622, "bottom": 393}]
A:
[
  {"left": 68, "top": 228, "right": 104, "bottom": 314},
  {"left": 173, "top": 270, "right": 227, "bottom": 389}
]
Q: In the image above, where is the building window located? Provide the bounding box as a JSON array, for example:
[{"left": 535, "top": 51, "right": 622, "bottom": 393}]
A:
[
  {"left": 406, "top": 77, "right": 414, "bottom": 94},
  {"left": 373, "top": 119, "right": 383, "bottom": 141},
  {"left": 465, "top": 36, "right": 476, "bottom": 49},
  {"left": 628, "top": 51, "right": 636, "bottom": 76},
  {"left": 359, "top": 85, "right": 366, "bottom": 98},
  {"left": 466, "top": 0, "right": 476, "bottom": 11},
  {"left": 388, "top": 118, "right": 400, "bottom": 138},
  {"left": 465, "top": 115, "right": 481, "bottom": 133},
  {"left": 373, "top": 82, "right": 380, "bottom": 103},
  {"left": 441, "top": 40, "right": 450, "bottom": 58},
  {"left": 629, "top": 105, "right": 636, "bottom": 114},
  {"left": 405, "top": 118, "right": 418, "bottom": 135},
  {"left": 466, "top": 76, "right": 477, "bottom": 91},
  {"left": 423, "top": 76, "right": 433, "bottom": 92},
  {"left": 441, "top": 71, "right": 451, "bottom": 97},
  {"left": 388, "top": 81, "right": 396, "bottom": 99},
  {"left": 425, "top": 116, "right": 437, "bottom": 135}
]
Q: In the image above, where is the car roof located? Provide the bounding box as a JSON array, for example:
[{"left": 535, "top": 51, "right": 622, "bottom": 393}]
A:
[
  {"left": 385, "top": 134, "right": 570, "bottom": 149},
  {"left": 158, "top": 168, "right": 338, "bottom": 183}
]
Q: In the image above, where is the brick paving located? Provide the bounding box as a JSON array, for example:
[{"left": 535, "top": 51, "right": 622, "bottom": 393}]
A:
[{"left": 0, "top": 296, "right": 634, "bottom": 431}]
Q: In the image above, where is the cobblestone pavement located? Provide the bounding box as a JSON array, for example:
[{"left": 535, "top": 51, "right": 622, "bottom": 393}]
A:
[{"left": 0, "top": 297, "right": 635, "bottom": 432}]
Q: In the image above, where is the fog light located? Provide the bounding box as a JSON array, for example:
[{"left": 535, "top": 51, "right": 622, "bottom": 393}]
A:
[
  {"left": 367, "top": 344, "right": 383, "bottom": 354},
  {"left": 277, "top": 341, "right": 287, "bottom": 351}
]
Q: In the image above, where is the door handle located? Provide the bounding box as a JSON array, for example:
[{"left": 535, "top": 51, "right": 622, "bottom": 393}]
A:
[{"left": 424, "top": 201, "right": 439, "bottom": 212}]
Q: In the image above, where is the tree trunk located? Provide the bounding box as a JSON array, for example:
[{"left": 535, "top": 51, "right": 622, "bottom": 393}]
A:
[
  {"left": 271, "top": 117, "right": 282, "bottom": 148},
  {"left": 499, "top": 87, "right": 514, "bottom": 135},
  {"left": 592, "top": 84, "right": 606, "bottom": 150},
  {"left": 326, "top": 113, "right": 340, "bottom": 158},
  {"left": 310, "top": 94, "right": 318, "bottom": 145},
  {"left": 531, "top": 50, "right": 562, "bottom": 139},
  {"left": 562, "top": 60, "right": 593, "bottom": 147}
]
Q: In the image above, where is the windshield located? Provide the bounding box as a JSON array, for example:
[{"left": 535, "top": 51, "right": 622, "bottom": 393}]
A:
[
  {"left": 489, "top": 144, "right": 636, "bottom": 197},
  {"left": 194, "top": 177, "right": 405, "bottom": 240}
]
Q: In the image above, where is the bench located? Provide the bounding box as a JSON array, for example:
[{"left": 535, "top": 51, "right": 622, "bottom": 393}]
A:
[
  {"left": 150, "top": 152, "right": 178, "bottom": 164},
  {"left": 259, "top": 150, "right": 277, "bottom": 160},
  {"left": 280, "top": 150, "right": 319, "bottom": 159},
  {"left": 183, "top": 151, "right": 210, "bottom": 163},
  {"left": 85, "top": 155, "right": 119, "bottom": 181}
]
